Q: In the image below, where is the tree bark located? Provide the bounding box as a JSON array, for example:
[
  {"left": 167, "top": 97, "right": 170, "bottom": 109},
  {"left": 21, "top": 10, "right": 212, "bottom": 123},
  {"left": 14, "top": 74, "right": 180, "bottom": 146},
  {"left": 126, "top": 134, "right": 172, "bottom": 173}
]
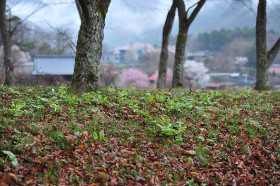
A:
[
  {"left": 172, "top": 24, "right": 188, "bottom": 88},
  {"left": 255, "top": 0, "right": 280, "bottom": 91},
  {"left": 72, "top": 0, "right": 111, "bottom": 91},
  {"left": 0, "top": 0, "right": 16, "bottom": 86},
  {"left": 157, "top": 1, "right": 176, "bottom": 89},
  {"left": 172, "top": 0, "right": 205, "bottom": 88}
]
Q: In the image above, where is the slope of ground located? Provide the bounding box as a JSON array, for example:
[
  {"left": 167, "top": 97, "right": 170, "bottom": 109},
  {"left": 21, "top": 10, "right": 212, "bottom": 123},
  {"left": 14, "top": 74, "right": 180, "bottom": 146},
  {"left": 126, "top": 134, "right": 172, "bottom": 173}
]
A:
[{"left": 0, "top": 85, "right": 280, "bottom": 185}]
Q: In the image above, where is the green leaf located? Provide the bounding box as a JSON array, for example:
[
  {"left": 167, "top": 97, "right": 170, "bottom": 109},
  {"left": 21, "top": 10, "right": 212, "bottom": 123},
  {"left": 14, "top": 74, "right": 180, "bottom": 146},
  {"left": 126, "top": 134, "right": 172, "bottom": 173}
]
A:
[
  {"left": 33, "top": 104, "right": 45, "bottom": 109},
  {"left": 99, "top": 130, "right": 106, "bottom": 141},
  {"left": 167, "top": 100, "right": 175, "bottom": 106},
  {"left": 198, "top": 136, "right": 205, "bottom": 142},
  {"left": 2, "top": 150, "right": 18, "bottom": 166},
  {"left": 187, "top": 157, "right": 193, "bottom": 163},
  {"left": 74, "top": 131, "right": 82, "bottom": 136},
  {"left": 77, "top": 177, "right": 83, "bottom": 184},
  {"left": 206, "top": 139, "right": 214, "bottom": 142},
  {"left": 146, "top": 96, "right": 154, "bottom": 103},
  {"left": 174, "top": 136, "right": 183, "bottom": 142},
  {"left": 0, "top": 158, "right": 4, "bottom": 164},
  {"left": 127, "top": 136, "right": 135, "bottom": 141},
  {"left": 40, "top": 98, "right": 49, "bottom": 103},
  {"left": 187, "top": 178, "right": 194, "bottom": 185},
  {"left": 93, "top": 132, "right": 98, "bottom": 140}
]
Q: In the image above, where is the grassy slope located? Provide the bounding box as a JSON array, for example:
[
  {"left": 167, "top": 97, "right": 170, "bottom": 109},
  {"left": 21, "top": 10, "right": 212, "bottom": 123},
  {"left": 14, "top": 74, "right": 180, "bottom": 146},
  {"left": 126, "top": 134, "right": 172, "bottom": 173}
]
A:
[{"left": 0, "top": 85, "right": 280, "bottom": 185}]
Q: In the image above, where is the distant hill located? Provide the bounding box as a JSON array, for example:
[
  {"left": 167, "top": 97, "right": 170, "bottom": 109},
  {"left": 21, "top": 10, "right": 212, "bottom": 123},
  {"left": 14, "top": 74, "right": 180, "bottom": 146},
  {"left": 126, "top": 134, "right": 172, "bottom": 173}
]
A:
[
  {"left": 115, "top": 1, "right": 280, "bottom": 48},
  {"left": 189, "top": 1, "right": 280, "bottom": 34}
]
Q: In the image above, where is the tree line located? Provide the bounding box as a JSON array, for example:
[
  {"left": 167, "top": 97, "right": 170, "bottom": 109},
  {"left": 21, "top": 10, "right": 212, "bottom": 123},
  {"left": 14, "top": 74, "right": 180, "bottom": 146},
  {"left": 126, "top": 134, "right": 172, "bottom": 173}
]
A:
[
  {"left": 197, "top": 27, "right": 256, "bottom": 52},
  {"left": 194, "top": 27, "right": 279, "bottom": 68},
  {"left": 0, "top": 0, "right": 280, "bottom": 91}
]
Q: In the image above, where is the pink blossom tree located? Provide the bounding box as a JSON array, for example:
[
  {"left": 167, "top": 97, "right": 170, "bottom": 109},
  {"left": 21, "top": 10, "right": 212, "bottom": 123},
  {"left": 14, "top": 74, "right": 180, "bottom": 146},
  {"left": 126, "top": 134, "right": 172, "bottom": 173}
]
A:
[{"left": 121, "top": 68, "right": 149, "bottom": 88}]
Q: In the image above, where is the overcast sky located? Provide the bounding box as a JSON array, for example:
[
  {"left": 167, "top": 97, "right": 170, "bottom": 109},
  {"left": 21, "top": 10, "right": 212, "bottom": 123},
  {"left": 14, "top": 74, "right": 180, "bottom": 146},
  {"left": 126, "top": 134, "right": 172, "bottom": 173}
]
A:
[
  {"left": 9, "top": 0, "right": 175, "bottom": 47},
  {"left": 7, "top": 0, "right": 279, "bottom": 48}
]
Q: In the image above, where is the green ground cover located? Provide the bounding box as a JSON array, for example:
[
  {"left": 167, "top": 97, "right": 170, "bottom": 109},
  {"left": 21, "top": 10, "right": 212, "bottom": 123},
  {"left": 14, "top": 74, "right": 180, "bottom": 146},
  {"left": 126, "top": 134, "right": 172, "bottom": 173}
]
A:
[{"left": 0, "top": 85, "right": 280, "bottom": 185}]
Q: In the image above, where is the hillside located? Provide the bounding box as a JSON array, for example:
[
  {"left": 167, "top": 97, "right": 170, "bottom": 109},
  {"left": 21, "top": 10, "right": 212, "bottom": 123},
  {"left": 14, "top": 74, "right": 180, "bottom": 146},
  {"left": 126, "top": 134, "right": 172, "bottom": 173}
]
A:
[{"left": 1, "top": 86, "right": 280, "bottom": 184}]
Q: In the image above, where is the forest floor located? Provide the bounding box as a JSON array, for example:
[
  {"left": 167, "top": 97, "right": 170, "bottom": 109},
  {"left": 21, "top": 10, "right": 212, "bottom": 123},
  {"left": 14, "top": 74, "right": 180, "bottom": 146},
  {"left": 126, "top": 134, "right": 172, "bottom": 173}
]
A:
[{"left": 0, "top": 85, "right": 280, "bottom": 185}]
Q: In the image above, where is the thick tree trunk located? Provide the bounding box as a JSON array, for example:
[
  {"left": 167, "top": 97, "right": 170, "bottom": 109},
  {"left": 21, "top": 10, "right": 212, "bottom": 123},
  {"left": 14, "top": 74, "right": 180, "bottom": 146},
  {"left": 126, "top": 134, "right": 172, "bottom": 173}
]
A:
[
  {"left": 255, "top": 60, "right": 270, "bottom": 90},
  {"left": 172, "top": 0, "right": 205, "bottom": 88},
  {"left": 172, "top": 25, "right": 188, "bottom": 88},
  {"left": 254, "top": 0, "right": 280, "bottom": 91},
  {"left": 72, "top": 0, "right": 110, "bottom": 91},
  {"left": 0, "top": 0, "right": 16, "bottom": 86},
  {"left": 255, "top": 0, "right": 269, "bottom": 90},
  {"left": 157, "top": 1, "right": 176, "bottom": 89}
]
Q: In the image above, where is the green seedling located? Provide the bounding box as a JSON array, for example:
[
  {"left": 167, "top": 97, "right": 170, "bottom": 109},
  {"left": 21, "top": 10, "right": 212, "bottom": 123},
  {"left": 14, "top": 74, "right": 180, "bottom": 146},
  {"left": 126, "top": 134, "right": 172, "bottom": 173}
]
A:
[{"left": 2, "top": 150, "right": 18, "bottom": 166}]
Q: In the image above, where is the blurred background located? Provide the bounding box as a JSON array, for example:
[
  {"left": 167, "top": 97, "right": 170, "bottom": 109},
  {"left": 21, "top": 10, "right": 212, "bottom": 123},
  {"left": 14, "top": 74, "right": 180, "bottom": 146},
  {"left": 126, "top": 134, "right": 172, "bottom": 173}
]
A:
[{"left": 1, "top": 0, "right": 280, "bottom": 89}]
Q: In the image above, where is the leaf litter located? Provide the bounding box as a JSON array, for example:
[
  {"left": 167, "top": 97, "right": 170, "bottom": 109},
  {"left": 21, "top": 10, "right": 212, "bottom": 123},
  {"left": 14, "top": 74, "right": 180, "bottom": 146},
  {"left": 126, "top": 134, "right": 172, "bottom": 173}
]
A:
[{"left": 0, "top": 85, "right": 280, "bottom": 185}]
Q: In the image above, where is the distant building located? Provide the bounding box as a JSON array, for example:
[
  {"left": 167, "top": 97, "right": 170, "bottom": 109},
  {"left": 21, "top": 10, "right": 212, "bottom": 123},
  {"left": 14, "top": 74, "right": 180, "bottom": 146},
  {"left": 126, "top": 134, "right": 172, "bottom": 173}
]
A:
[
  {"left": 187, "top": 51, "right": 216, "bottom": 60},
  {"left": 204, "top": 83, "right": 224, "bottom": 90},
  {"left": 101, "top": 53, "right": 120, "bottom": 64},
  {"left": 269, "top": 64, "right": 280, "bottom": 75},
  {"left": 148, "top": 69, "right": 173, "bottom": 88},
  {"left": 32, "top": 55, "right": 74, "bottom": 76},
  {"left": 32, "top": 55, "right": 75, "bottom": 84},
  {"left": 114, "top": 42, "right": 157, "bottom": 54},
  {"left": 102, "top": 42, "right": 159, "bottom": 64},
  {"left": 101, "top": 49, "right": 143, "bottom": 64},
  {"left": 202, "top": 73, "right": 252, "bottom": 89},
  {"left": 32, "top": 52, "right": 144, "bottom": 76},
  {"left": 149, "top": 73, "right": 158, "bottom": 83},
  {"left": 31, "top": 50, "right": 144, "bottom": 85}
]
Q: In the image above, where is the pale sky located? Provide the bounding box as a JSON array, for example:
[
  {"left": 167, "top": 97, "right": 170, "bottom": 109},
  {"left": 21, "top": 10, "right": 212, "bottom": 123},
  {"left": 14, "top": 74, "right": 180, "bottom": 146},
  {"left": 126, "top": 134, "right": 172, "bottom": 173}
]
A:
[
  {"left": 7, "top": 0, "right": 279, "bottom": 48},
  {"left": 9, "top": 0, "right": 175, "bottom": 48}
]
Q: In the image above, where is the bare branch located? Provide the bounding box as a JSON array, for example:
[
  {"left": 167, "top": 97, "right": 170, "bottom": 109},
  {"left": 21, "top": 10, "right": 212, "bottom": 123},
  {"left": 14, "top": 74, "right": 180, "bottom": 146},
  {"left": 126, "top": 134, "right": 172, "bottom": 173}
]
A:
[
  {"left": 267, "top": 37, "right": 280, "bottom": 64},
  {"left": 237, "top": 0, "right": 256, "bottom": 17},
  {"left": 186, "top": 2, "right": 199, "bottom": 18},
  {"left": 187, "top": 0, "right": 206, "bottom": 26},
  {"left": 44, "top": 21, "right": 76, "bottom": 53},
  {"left": 9, "top": 3, "right": 46, "bottom": 37}
]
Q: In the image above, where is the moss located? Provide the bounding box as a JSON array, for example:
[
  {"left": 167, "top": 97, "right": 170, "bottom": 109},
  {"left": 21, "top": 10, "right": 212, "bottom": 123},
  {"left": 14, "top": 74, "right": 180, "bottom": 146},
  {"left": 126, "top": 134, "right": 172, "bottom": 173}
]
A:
[{"left": 95, "top": 0, "right": 108, "bottom": 19}]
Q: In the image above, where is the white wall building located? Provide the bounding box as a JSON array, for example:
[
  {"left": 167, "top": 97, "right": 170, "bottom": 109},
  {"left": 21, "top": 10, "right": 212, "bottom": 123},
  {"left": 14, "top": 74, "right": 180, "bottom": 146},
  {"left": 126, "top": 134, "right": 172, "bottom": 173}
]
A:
[{"left": 32, "top": 55, "right": 75, "bottom": 76}]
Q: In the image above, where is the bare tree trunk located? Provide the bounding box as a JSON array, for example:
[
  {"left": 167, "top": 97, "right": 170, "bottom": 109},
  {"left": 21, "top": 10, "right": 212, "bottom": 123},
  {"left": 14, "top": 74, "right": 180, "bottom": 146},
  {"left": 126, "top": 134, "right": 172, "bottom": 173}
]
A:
[
  {"left": 157, "top": 1, "right": 176, "bottom": 89},
  {"left": 172, "top": 0, "right": 205, "bottom": 88},
  {"left": 172, "top": 23, "right": 188, "bottom": 88},
  {"left": 255, "top": 0, "right": 269, "bottom": 90},
  {"left": 255, "top": 0, "right": 280, "bottom": 91},
  {"left": 0, "top": 0, "right": 16, "bottom": 86},
  {"left": 72, "top": 0, "right": 111, "bottom": 91}
]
